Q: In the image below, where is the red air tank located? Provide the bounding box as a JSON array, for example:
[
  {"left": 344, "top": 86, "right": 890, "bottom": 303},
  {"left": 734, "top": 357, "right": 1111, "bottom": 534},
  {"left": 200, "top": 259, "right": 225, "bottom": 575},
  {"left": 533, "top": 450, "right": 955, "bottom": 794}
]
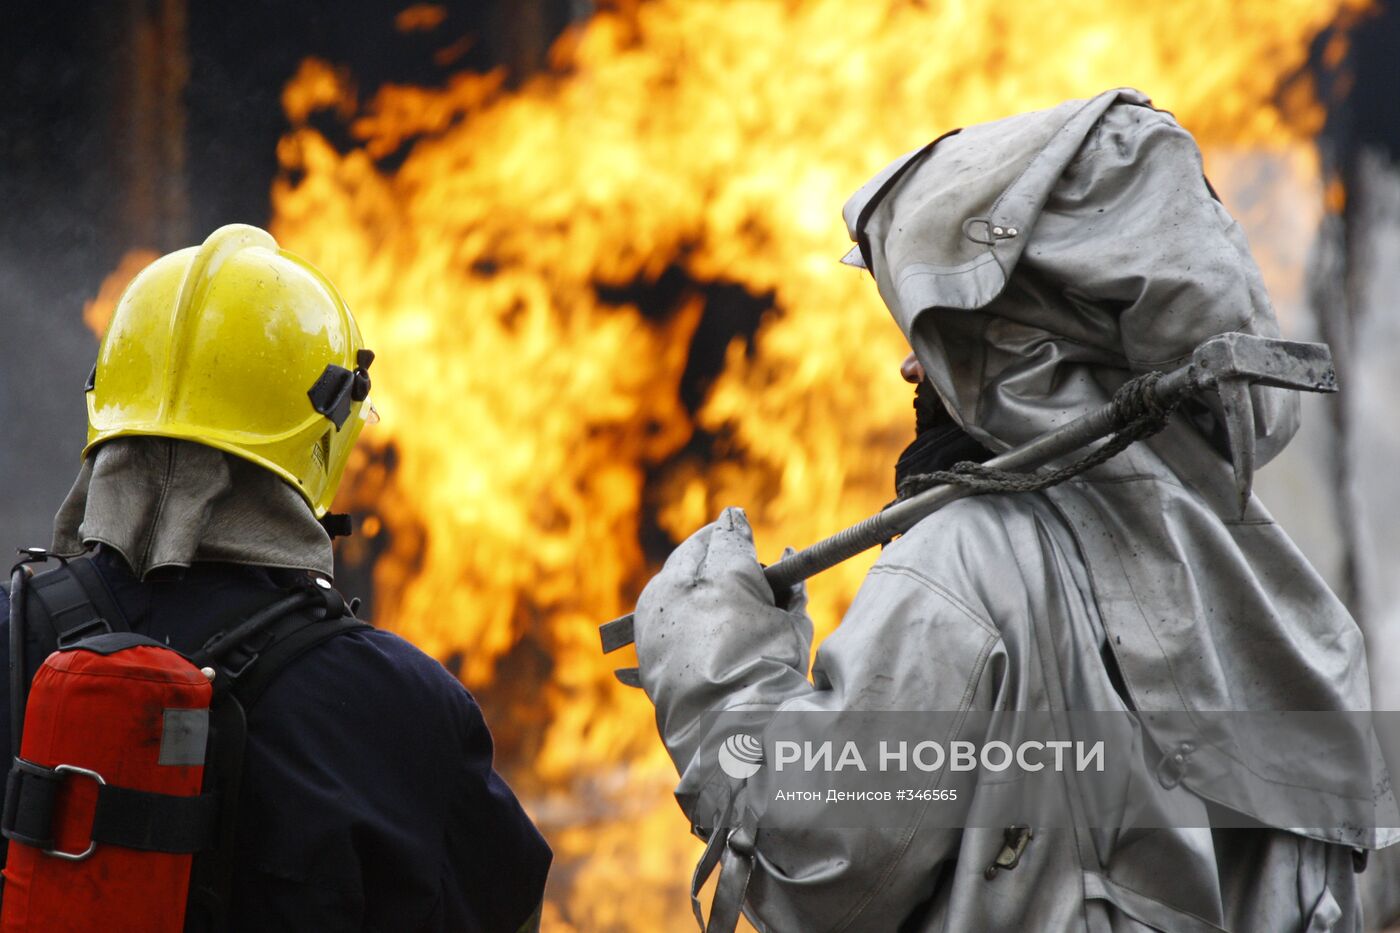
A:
[{"left": 1, "top": 639, "right": 212, "bottom": 931}]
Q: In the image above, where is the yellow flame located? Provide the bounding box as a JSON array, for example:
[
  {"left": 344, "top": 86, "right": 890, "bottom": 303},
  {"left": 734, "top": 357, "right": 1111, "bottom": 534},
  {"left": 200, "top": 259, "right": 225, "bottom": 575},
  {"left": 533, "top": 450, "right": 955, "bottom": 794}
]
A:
[
  {"left": 268, "top": 1, "right": 1367, "bottom": 927},
  {"left": 281, "top": 58, "right": 356, "bottom": 126}
]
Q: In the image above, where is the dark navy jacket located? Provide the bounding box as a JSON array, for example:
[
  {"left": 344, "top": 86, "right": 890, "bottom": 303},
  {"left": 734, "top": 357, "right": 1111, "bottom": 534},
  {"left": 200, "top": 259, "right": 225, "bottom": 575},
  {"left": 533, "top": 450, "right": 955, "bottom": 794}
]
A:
[{"left": 0, "top": 548, "right": 551, "bottom": 932}]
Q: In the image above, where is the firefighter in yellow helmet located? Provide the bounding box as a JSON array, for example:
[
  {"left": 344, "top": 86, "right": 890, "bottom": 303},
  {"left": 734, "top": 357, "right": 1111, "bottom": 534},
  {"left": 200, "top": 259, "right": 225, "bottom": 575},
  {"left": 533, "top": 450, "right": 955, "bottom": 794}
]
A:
[{"left": 1, "top": 226, "right": 551, "bottom": 931}]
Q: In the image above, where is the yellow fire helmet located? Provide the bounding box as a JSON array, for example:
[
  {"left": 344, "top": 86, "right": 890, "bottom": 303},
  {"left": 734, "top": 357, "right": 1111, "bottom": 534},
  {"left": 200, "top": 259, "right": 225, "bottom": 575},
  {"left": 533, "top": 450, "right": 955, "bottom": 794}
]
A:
[{"left": 85, "top": 224, "right": 374, "bottom": 519}]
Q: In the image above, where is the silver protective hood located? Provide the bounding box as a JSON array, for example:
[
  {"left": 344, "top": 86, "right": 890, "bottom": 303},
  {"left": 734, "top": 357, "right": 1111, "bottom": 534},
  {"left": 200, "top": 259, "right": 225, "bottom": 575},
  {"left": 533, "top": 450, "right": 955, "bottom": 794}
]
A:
[{"left": 842, "top": 88, "right": 1392, "bottom": 844}]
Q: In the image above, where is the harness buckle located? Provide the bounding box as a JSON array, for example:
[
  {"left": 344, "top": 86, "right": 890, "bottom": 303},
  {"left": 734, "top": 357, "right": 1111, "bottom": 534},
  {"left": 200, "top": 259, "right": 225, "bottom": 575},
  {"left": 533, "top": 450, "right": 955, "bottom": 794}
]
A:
[
  {"left": 984, "top": 825, "right": 1033, "bottom": 880},
  {"left": 43, "top": 764, "right": 107, "bottom": 862},
  {"left": 55, "top": 617, "right": 113, "bottom": 648}
]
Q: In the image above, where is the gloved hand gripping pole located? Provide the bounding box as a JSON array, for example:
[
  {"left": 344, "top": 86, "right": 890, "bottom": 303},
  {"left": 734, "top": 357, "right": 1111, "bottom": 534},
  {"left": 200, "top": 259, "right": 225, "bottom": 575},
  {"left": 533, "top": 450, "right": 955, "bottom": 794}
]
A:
[{"left": 600, "top": 334, "right": 1337, "bottom": 681}]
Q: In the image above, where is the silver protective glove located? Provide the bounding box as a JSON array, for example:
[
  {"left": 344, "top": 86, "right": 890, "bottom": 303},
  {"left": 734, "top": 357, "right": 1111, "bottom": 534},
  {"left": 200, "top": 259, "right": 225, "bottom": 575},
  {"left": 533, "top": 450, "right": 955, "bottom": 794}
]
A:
[{"left": 633, "top": 506, "right": 813, "bottom": 776}]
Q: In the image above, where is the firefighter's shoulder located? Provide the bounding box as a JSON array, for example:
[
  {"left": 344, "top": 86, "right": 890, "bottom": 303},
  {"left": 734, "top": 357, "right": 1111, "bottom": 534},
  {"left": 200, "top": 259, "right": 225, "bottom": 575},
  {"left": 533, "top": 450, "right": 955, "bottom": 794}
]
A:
[
  {"left": 884, "top": 493, "right": 1041, "bottom": 573},
  {"left": 247, "top": 622, "right": 490, "bottom": 751}
]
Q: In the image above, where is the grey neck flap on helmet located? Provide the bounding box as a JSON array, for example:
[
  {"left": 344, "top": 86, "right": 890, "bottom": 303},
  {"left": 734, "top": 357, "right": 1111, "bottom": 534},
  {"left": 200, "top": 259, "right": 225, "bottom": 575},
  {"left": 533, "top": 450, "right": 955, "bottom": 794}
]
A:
[{"left": 52, "top": 437, "right": 335, "bottom": 581}]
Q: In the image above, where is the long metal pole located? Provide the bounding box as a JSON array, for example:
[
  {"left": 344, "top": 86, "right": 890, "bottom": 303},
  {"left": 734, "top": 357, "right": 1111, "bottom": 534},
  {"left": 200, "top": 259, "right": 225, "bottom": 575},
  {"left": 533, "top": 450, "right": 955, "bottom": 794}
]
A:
[{"left": 599, "top": 365, "right": 1196, "bottom": 654}]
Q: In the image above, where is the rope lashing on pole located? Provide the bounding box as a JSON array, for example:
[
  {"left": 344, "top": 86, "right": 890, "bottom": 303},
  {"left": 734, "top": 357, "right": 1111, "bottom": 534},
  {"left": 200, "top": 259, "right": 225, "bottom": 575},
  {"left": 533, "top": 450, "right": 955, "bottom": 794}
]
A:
[{"left": 895, "top": 371, "right": 1182, "bottom": 500}]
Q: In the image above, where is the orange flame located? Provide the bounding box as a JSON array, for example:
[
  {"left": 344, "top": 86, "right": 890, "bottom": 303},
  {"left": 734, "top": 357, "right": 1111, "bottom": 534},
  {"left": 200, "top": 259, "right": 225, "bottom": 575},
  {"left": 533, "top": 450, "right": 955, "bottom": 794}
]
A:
[
  {"left": 395, "top": 4, "right": 448, "bottom": 33},
  {"left": 82, "top": 249, "right": 160, "bottom": 339},
  {"left": 268, "top": 1, "right": 1367, "bottom": 928}
]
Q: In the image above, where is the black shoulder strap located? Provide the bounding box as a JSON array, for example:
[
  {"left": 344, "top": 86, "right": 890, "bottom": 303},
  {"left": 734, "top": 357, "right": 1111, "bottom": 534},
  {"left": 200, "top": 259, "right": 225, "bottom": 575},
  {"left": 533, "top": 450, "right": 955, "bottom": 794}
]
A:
[
  {"left": 227, "top": 612, "right": 369, "bottom": 711},
  {"left": 185, "top": 596, "right": 369, "bottom": 933},
  {"left": 6, "top": 556, "right": 129, "bottom": 756},
  {"left": 24, "top": 556, "right": 129, "bottom": 652}
]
